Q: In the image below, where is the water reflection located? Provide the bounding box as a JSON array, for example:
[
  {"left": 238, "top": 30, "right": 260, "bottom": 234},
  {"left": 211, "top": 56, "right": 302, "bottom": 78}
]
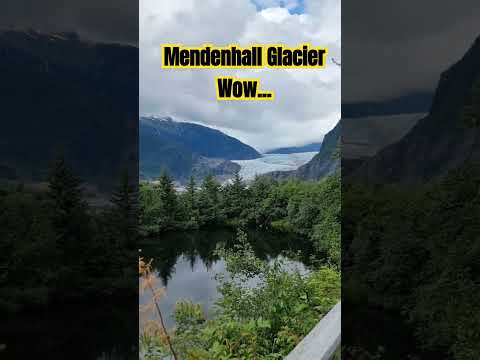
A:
[{"left": 140, "top": 228, "right": 313, "bottom": 327}]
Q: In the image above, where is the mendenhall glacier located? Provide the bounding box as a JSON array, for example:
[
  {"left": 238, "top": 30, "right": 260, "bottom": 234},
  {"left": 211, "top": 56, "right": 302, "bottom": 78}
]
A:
[{"left": 231, "top": 152, "right": 317, "bottom": 181}]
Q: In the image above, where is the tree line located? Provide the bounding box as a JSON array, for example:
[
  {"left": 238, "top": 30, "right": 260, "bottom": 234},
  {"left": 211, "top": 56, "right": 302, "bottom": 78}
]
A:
[
  {"left": 139, "top": 170, "right": 342, "bottom": 359},
  {"left": 140, "top": 171, "right": 340, "bottom": 267},
  {"left": 0, "top": 158, "right": 137, "bottom": 313}
]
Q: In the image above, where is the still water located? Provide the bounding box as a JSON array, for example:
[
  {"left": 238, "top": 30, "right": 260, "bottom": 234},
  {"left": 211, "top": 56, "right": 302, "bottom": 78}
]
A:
[
  {"left": 139, "top": 228, "right": 314, "bottom": 328},
  {"left": 1, "top": 228, "right": 310, "bottom": 360}
]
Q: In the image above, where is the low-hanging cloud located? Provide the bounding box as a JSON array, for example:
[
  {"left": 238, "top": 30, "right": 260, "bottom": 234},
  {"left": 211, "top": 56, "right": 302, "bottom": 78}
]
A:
[
  {"left": 1, "top": 0, "right": 138, "bottom": 44},
  {"left": 140, "top": 0, "right": 341, "bottom": 152},
  {"left": 342, "top": 0, "right": 480, "bottom": 102}
]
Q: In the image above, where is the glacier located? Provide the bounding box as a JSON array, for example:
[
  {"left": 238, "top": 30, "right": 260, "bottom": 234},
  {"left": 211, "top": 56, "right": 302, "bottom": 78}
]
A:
[{"left": 231, "top": 152, "right": 317, "bottom": 181}]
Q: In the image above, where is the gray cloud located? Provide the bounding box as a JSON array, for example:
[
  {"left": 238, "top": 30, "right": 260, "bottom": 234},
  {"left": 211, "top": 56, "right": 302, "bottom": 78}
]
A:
[
  {"left": 1, "top": 0, "right": 138, "bottom": 44},
  {"left": 140, "top": 0, "right": 341, "bottom": 151},
  {"left": 343, "top": 0, "right": 480, "bottom": 102}
]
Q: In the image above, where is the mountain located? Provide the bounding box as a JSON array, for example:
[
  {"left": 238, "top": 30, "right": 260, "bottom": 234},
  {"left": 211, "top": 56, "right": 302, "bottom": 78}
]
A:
[
  {"left": 140, "top": 116, "right": 259, "bottom": 181},
  {"left": 341, "top": 92, "right": 433, "bottom": 178},
  {"left": 354, "top": 35, "right": 480, "bottom": 184},
  {"left": 268, "top": 122, "right": 340, "bottom": 181},
  {"left": 140, "top": 117, "right": 259, "bottom": 160},
  {"left": 265, "top": 142, "right": 322, "bottom": 154},
  {"left": 295, "top": 122, "right": 340, "bottom": 180},
  {"left": 343, "top": 92, "right": 433, "bottom": 118},
  {"left": 341, "top": 113, "right": 424, "bottom": 176},
  {"left": 0, "top": 29, "right": 138, "bottom": 189},
  {"left": 342, "top": 113, "right": 424, "bottom": 160}
]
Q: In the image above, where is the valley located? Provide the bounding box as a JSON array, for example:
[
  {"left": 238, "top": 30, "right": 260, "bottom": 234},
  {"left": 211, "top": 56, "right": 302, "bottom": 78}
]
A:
[{"left": 140, "top": 115, "right": 329, "bottom": 183}]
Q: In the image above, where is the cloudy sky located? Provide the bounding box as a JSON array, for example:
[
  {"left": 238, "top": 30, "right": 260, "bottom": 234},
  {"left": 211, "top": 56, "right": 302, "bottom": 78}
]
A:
[
  {"left": 140, "top": 0, "right": 341, "bottom": 152},
  {"left": 343, "top": 1, "right": 480, "bottom": 102},
  {"left": 2, "top": 0, "right": 138, "bottom": 44},
  {"left": 5, "top": 0, "right": 477, "bottom": 150}
]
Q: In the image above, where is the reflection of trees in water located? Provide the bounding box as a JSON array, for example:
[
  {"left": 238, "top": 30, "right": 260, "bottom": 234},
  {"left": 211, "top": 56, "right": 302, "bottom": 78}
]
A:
[{"left": 141, "top": 228, "right": 314, "bottom": 285}]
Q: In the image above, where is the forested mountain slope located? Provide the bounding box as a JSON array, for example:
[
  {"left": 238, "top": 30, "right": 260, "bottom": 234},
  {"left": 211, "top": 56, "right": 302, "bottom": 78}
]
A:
[{"left": 140, "top": 116, "right": 259, "bottom": 181}]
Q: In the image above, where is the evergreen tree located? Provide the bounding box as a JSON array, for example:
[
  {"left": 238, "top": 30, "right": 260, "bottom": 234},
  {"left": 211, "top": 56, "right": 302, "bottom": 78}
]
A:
[
  {"left": 183, "top": 175, "right": 200, "bottom": 227},
  {"left": 47, "top": 157, "right": 85, "bottom": 215},
  {"left": 246, "top": 176, "right": 275, "bottom": 226},
  {"left": 222, "top": 170, "right": 246, "bottom": 219},
  {"left": 47, "top": 156, "right": 89, "bottom": 262},
  {"left": 198, "top": 174, "right": 221, "bottom": 225},
  {"left": 185, "top": 176, "right": 197, "bottom": 212},
  {"left": 156, "top": 171, "right": 177, "bottom": 228},
  {"left": 110, "top": 171, "right": 138, "bottom": 248},
  {"left": 250, "top": 175, "right": 274, "bottom": 202}
]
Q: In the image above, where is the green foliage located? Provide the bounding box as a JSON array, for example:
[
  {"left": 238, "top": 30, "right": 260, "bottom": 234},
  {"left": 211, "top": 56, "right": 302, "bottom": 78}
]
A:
[
  {"left": 139, "top": 171, "right": 341, "bottom": 266},
  {"left": 139, "top": 172, "right": 179, "bottom": 233},
  {"left": 344, "top": 164, "right": 480, "bottom": 359},
  {"left": 245, "top": 175, "right": 277, "bottom": 227},
  {"left": 0, "top": 160, "right": 137, "bottom": 313},
  {"left": 270, "top": 219, "right": 295, "bottom": 233},
  {"left": 157, "top": 172, "right": 178, "bottom": 227},
  {"left": 109, "top": 171, "right": 139, "bottom": 248},
  {"left": 180, "top": 176, "right": 200, "bottom": 228},
  {"left": 198, "top": 174, "right": 222, "bottom": 226},
  {"left": 140, "top": 234, "right": 340, "bottom": 360},
  {"left": 137, "top": 172, "right": 341, "bottom": 359},
  {"left": 288, "top": 174, "right": 341, "bottom": 267},
  {"left": 47, "top": 157, "right": 90, "bottom": 262},
  {"left": 221, "top": 170, "right": 248, "bottom": 220}
]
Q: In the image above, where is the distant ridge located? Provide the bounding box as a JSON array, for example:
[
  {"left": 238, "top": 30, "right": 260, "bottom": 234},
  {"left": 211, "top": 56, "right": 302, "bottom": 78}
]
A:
[
  {"left": 343, "top": 92, "right": 434, "bottom": 118},
  {"left": 265, "top": 142, "right": 322, "bottom": 154}
]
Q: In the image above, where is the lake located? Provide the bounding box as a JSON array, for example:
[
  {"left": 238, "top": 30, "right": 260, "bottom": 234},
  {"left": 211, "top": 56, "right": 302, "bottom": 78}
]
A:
[{"left": 139, "top": 228, "right": 314, "bottom": 328}]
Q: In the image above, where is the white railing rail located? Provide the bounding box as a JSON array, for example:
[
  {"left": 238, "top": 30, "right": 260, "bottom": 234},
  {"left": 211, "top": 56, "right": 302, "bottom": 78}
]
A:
[{"left": 284, "top": 302, "right": 341, "bottom": 360}]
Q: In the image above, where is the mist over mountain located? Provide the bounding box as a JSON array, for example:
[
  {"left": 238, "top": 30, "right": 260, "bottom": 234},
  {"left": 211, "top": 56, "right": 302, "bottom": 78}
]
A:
[
  {"left": 140, "top": 116, "right": 259, "bottom": 181},
  {"left": 265, "top": 142, "right": 322, "bottom": 154},
  {"left": 343, "top": 92, "right": 433, "bottom": 118},
  {"left": 354, "top": 35, "right": 480, "bottom": 183}
]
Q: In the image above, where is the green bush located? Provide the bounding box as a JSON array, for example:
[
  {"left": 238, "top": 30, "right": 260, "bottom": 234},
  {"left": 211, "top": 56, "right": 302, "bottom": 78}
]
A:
[{"left": 140, "top": 234, "right": 340, "bottom": 360}]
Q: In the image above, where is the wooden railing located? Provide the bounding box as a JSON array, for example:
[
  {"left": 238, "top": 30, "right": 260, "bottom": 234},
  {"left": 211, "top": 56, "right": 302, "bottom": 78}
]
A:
[{"left": 284, "top": 302, "right": 341, "bottom": 360}]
